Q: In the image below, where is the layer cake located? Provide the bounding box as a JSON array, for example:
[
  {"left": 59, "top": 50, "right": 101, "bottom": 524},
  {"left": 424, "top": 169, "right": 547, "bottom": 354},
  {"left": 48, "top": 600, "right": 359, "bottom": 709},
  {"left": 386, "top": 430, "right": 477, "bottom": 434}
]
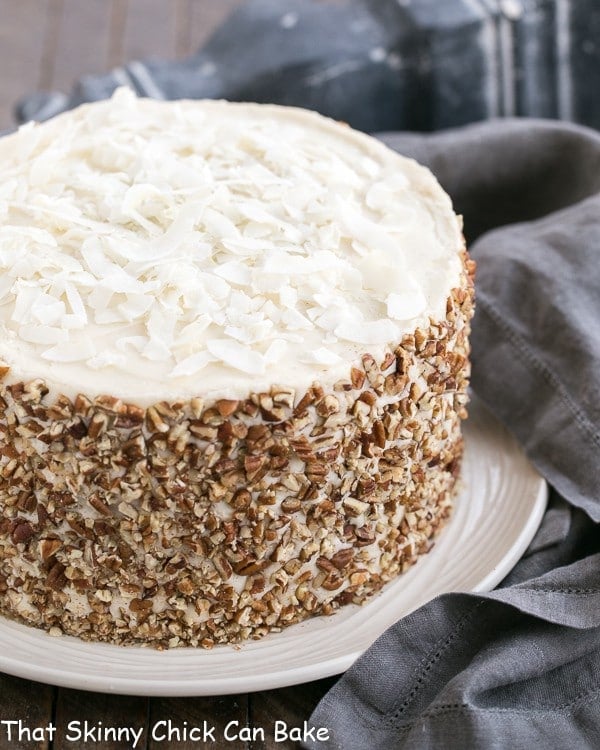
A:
[{"left": 0, "top": 89, "right": 474, "bottom": 647}]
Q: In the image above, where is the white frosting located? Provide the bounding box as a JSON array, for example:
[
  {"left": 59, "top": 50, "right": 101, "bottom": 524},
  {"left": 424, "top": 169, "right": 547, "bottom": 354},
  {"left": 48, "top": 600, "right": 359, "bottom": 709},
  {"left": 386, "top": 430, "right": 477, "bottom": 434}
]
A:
[{"left": 0, "top": 88, "right": 462, "bottom": 403}]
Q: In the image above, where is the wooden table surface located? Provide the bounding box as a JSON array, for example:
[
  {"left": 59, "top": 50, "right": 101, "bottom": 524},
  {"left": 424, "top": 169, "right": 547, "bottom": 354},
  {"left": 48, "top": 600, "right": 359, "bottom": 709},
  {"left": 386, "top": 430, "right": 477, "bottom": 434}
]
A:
[{"left": 0, "top": 2, "right": 338, "bottom": 747}]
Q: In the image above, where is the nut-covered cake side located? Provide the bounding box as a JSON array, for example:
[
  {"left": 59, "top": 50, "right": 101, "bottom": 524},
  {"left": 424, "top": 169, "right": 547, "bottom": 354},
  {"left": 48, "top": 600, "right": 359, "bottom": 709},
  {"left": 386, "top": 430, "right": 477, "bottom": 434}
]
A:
[{"left": 0, "top": 254, "right": 474, "bottom": 648}]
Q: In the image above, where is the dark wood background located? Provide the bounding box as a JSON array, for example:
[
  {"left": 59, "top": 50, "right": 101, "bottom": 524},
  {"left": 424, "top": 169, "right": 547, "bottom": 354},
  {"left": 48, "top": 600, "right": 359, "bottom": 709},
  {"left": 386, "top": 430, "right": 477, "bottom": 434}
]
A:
[{"left": 0, "top": 1, "right": 337, "bottom": 747}]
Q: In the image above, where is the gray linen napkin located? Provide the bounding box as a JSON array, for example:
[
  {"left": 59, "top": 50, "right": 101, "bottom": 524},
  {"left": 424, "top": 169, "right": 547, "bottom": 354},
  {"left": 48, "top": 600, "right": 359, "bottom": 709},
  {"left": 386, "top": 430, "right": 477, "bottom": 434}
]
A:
[{"left": 304, "top": 120, "right": 600, "bottom": 749}]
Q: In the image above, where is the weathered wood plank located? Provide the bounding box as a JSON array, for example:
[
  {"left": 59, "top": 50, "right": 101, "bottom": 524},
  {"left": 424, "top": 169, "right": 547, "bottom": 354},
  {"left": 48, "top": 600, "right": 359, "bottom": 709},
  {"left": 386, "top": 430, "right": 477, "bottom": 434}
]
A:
[
  {"left": 0, "top": 0, "right": 49, "bottom": 129},
  {"left": 174, "top": 0, "right": 193, "bottom": 58},
  {"left": 148, "top": 695, "right": 249, "bottom": 750},
  {"left": 0, "top": 673, "right": 55, "bottom": 750},
  {"left": 107, "top": 0, "right": 128, "bottom": 69},
  {"left": 121, "top": 0, "right": 179, "bottom": 63},
  {"left": 249, "top": 677, "right": 338, "bottom": 750},
  {"left": 52, "top": 689, "right": 148, "bottom": 750},
  {"left": 38, "top": 0, "right": 64, "bottom": 91},
  {"left": 188, "top": 0, "right": 245, "bottom": 53},
  {"left": 50, "top": 0, "right": 113, "bottom": 92}
]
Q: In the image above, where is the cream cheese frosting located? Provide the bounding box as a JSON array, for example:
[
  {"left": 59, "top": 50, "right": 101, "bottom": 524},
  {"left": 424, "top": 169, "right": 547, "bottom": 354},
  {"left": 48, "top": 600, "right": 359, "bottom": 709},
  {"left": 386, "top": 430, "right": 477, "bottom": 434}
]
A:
[{"left": 0, "top": 88, "right": 462, "bottom": 404}]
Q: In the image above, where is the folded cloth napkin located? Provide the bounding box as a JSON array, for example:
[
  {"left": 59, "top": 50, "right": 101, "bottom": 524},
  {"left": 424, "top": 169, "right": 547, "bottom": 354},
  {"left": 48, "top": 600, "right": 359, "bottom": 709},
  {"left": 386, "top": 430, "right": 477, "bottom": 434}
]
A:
[
  {"left": 17, "top": 37, "right": 600, "bottom": 750},
  {"left": 304, "top": 119, "right": 600, "bottom": 749}
]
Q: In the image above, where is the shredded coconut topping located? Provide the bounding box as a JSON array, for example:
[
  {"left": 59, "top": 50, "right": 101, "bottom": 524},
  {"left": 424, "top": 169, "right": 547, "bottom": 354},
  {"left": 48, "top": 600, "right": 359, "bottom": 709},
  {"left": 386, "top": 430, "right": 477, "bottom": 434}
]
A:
[{"left": 0, "top": 88, "right": 462, "bottom": 400}]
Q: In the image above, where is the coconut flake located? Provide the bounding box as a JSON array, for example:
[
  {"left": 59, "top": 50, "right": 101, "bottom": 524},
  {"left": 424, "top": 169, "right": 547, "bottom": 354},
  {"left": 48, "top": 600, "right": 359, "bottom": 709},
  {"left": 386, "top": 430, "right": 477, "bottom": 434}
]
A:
[
  {"left": 0, "top": 277, "right": 13, "bottom": 302},
  {"left": 87, "top": 351, "right": 128, "bottom": 369},
  {"left": 264, "top": 338, "right": 288, "bottom": 363},
  {"left": 116, "top": 336, "right": 146, "bottom": 353},
  {"left": 282, "top": 309, "right": 312, "bottom": 330},
  {"left": 386, "top": 290, "right": 427, "bottom": 320},
  {"left": 202, "top": 207, "right": 240, "bottom": 240},
  {"left": 170, "top": 351, "right": 216, "bottom": 377},
  {"left": 224, "top": 319, "right": 273, "bottom": 344},
  {"left": 337, "top": 197, "right": 404, "bottom": 260},
  {"left": 19, "top": 324, "right": 69, "bottom": 345},
  {"left": 278, "top": 285, "right": 297, "bottom": 308},
  {"left": 42, "top": 339, "right": 96, "bottom": 362},
  {"left": 206, "top": 338, "right": 266, "bottom": 375},
  {"left": 173, "top": 317, "right": 212, "bottom": 350},
  {"left": 301, "top": 347, "right": 343, "bottom": 365},
  {"left": 121, "top": 184, "right": 164, "bottom": 236},
  {"left": 214, "top": 261, "right": 252, "bottom": 286},
  {"left": 335, "top": 319, "right": 399, "bottom": 345},
  {"left": 64, "top": 282, "right": 87, "bottom": 323},
  {"left": 11, "top": 285, "right": 40, "bottom": 324},
  {"left": 117, "top": 293, "right": 154, "bottom": 321},
  {"left": 30, "top": 294, "right": 66, "bottom": 326}
]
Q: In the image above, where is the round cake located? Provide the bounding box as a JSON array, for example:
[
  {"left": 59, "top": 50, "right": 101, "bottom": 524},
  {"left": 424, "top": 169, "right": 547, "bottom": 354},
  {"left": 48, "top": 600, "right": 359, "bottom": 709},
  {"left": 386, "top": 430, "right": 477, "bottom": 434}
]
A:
[{"left": 0, "top": 89, "right": 474, "bottom": 647}]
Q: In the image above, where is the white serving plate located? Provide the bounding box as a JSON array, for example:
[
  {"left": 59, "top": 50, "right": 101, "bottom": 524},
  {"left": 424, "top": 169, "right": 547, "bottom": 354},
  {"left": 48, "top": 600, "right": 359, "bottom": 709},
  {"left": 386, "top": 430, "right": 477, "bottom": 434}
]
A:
[{"left": 0, "top": 396, "right": 547, "bottom": 696}]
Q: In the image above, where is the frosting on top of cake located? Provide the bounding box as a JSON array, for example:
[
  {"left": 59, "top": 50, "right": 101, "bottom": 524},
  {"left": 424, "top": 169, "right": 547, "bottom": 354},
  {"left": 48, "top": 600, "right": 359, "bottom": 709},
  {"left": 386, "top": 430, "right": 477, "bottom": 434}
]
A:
[{"left": 0, "top": 88, "right": 462, "bottom": 402}]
